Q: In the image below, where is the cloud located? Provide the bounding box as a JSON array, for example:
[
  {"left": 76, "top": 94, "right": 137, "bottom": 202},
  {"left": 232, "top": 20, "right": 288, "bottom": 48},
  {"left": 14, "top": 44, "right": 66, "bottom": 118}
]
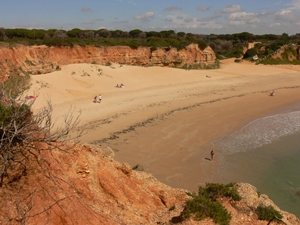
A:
[
  {"left": 229, "top": 11, "right": 260, "bottom": 25},
  {"left": 134, "top": 11, "right": 155, "bottom": 22},
  {"left": 291, "top": 0, "right": 300, "bottom": 9},
  {"left": 276, "top": 9, "right": 292, "bottom": 16},
  {"left": 164, "top": 14, "right": 222, "bottom": 29},
  {"left": 221, "top": 5, "right": 260, "bottom": 26},
  {"left": 223, "top": 5, "right": 241, "bottom": 13},
  {"left": 81, "top": 7, "right": 93, "bottom": 13},
  {"left": 270, "top": 22, "right": 281, "bottom": 27},
  {"left": 273, "top": 0, "right": 300, "bottom": 24}
]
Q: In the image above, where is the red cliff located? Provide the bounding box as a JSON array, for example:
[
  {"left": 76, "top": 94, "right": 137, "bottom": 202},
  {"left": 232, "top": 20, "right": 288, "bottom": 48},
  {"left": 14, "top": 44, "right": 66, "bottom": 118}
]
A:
[
  {"left": 0, "top": 44, "right": 216, "bottom": 80},
  {"left": 0, "top": 143, "right": 298, "bottom": 225}
]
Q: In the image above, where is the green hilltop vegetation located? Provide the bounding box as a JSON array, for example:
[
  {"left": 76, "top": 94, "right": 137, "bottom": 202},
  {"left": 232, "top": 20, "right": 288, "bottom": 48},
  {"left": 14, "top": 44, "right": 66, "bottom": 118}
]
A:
[
  {"left": 0, "top": 28, "right": 300, "bottom": 63},
  {"left": 250, "top": 43, "right": 300, "bottom": 65}
]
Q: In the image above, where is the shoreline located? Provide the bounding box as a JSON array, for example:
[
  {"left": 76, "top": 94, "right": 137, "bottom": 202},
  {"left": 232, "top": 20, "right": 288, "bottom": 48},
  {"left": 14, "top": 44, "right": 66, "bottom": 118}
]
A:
[
  {"left": 29, "top": 61, "right": 300, "bottom": 191},
  {"left": 104, "top": 87, "right": 300, "bottom": 190},
  {"left": 217, "top": 129, "right": 300, "bottom": 217}
]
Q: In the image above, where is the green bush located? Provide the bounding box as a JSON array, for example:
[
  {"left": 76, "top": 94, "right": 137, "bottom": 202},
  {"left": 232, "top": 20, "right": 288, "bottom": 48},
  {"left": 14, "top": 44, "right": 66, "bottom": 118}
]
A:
[
  {"left": 0, "top": 72, "right": 81, "bottom": 187},
  {"left": 175, "top": 183, "right": 241, "bottom": 225},
  {"left": 181, "top": 194, "right": 231, "bottom": 225},
  {"left": 1, "top": 73, "right": 30, "bottom": 99},
  {"left": 200, "top": 183, "right": 241, "bottom": 201},
  {"left": 255, "top": 205, "right": 282, "bottom": 221},
  {"left": 243, "top": 48, "right": 257, "bottom": 59}
]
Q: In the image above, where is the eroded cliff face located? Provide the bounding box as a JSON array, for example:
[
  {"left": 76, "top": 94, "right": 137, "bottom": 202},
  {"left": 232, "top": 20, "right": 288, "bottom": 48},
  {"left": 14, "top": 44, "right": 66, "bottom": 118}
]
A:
[
  {"left": 0, "top": 44, "right": 216, "bottom": 80},
  {"left": 0, "top": 143, "right": 299, "bottom": 225},
  {"left": 270, "top": 44, "right": 300, "bottom": 61}
]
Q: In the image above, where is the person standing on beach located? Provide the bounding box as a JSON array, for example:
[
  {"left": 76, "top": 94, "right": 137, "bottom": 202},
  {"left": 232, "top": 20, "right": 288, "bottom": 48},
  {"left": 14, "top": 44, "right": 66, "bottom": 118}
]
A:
[{"left": 210, "top": 150, "right": 215, "bottom": 160}]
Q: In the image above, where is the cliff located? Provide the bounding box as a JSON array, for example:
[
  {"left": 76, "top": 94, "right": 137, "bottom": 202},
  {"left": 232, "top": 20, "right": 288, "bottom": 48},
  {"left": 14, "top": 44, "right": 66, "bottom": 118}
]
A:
[
  {"left": 269, "top": 44, "right": 300, "bottom": 62},
  {"left": 0, "top": 143, "right": 299, "bottom": 225},
  {"left": 258, "top": 44, "right": 300, "bottom": 64},
  {"left": 0, "top": 44, "right": 216, "bottom": 80}
]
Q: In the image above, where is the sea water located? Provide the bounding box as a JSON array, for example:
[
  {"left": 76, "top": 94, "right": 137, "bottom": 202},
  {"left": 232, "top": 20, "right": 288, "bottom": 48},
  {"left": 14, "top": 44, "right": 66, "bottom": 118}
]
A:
[{"left": 216, "top": 110, "right": 300, "bottom": 217}]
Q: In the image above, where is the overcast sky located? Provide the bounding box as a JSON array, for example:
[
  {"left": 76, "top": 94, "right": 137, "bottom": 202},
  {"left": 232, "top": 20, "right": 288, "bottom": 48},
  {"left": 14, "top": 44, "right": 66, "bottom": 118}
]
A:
[{"left": 1, "top": 0, "right": 300, "bottom": 34}]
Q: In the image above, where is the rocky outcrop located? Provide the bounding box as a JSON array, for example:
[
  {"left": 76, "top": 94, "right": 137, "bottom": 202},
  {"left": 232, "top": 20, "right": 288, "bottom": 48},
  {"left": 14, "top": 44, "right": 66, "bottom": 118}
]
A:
[
  {"left": 0, "top": 44, "right": 216, "bottom": 80},
  {"left": 0, "top": 143, "right": 188, "bottom": 225},
  {"left": 234, "top": 183, "right": 300, "bottom": 225},
  {"left": 268, "top": 44, "right": 300, "bottom": 62},
  {"left": 151, "top": 44, "right": 216, "bottom": 67},
  {"left": 0, "top": 143, "right": 299, "bottom": 225}
]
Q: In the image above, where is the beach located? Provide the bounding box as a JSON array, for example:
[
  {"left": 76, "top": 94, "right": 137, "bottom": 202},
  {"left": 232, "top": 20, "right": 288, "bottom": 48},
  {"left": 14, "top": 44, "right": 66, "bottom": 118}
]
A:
[{"left": 29, "top": 60, "right": 300, "bottom": 190}]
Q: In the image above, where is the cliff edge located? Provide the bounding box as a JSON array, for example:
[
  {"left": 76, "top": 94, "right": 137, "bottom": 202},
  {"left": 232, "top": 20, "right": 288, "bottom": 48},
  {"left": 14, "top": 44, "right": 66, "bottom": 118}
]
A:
[
  {"left": 0, "top": 143, "right": 299, "bottom": 225},
  {"left": 0, "top": 44, "right": 216, "bottom": 81}
]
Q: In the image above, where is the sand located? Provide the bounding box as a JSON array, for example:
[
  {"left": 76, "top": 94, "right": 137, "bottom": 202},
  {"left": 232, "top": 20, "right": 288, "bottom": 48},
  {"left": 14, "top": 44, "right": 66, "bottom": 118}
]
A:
[{"left": 28, "top": 60, "right": 300, "bottom": 190}]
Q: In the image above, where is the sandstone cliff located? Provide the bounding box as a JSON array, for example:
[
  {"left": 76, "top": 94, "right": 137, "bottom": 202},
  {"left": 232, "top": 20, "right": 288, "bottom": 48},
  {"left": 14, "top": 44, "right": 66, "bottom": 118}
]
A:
[
  {"left": 270, "top": 44, "right": 300, "bottom": 62},
  {"left": 0, "top": 143, "right": 299, "bottom": 225},
  {"left": 257, "top": 44, "right": 300, "bottom": 64},
  {"left": 0, "top": 44, "right": 216, "bottom": 80}
]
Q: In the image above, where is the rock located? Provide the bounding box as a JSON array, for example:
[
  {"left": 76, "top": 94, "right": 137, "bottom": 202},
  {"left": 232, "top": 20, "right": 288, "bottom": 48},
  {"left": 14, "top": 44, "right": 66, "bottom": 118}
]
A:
[{"left": 235, "top": 183, "right": 300, "bottom": 225}]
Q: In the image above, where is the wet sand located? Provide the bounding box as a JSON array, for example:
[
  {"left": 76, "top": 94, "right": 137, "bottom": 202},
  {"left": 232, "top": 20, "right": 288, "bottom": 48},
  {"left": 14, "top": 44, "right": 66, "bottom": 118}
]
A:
[{"left": 108, "top": 88, "right": 300, "bottom": 190}]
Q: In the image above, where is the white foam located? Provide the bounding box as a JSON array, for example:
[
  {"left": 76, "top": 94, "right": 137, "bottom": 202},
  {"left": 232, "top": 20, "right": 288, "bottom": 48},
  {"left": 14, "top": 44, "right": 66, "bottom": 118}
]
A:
[{"left": 217, "top": 111, "right": 300, "bottom": 154}]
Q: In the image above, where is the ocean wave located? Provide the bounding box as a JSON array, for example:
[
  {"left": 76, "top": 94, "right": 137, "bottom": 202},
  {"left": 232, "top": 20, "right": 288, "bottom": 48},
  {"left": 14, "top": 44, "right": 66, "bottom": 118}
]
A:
[{"left": 217, "top": 111, "right": 300, "bottom": 154}]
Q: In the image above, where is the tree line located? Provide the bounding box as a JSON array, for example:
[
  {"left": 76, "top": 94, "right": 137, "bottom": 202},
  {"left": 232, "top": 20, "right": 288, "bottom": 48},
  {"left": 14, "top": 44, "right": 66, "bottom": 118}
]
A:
[{"left": 0, "top": 28, "right": 299, "bottom": 59}]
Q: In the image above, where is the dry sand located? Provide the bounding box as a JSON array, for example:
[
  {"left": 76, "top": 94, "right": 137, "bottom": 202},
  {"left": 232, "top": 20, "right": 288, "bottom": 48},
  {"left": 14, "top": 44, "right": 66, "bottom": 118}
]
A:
[{"left": 29, "top": 60, "right": 300, "bottom": 190}]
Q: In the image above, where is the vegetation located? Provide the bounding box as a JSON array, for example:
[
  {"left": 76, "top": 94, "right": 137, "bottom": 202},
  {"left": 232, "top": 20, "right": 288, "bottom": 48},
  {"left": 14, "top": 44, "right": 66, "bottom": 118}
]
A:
[
  {"left": 243, "top": 48, "right": 258, "bottom": 59},
  {"left": 1, "top": 28, "right": 299, "bottom": 60},
  {"left": 0, "top": 73, "right": 80, "bottom": 187},
  {"left": 181, "top": 60, "right": 220, "bottom": 70},
  {"left": 255, "top": 205, "right": 283, "bottom": 222},
  {"left": 258, "top": 44, "right": 300, "bottom": 65},
  {"left": 172, "top": 183, "right": 241, "bottom": 225}
]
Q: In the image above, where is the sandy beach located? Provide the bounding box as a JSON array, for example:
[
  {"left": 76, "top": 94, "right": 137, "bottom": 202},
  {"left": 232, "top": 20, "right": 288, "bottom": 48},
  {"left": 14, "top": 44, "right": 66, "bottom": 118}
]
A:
[{"left": 29, "top": 60, "right": 300, "bottom": 190}]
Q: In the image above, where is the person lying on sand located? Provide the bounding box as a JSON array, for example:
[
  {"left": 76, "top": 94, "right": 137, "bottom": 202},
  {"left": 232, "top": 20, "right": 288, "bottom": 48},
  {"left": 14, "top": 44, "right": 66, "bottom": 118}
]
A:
[
  {"left": 115, "top": 83, "right": 125, "bottom": 88},
  {"left": 269, "top": 90, "right": 275, "bottom": 96},
  {"left": 93, "top": 94, "right": 102, "bottom": 103}
]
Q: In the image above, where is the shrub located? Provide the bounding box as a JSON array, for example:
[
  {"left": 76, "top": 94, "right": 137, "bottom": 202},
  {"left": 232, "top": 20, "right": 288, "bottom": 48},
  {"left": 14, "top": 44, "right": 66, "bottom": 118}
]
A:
[
  {"left": 181, "top": 193, "right": 231, "bottom": 225},
  {"left": 174, "top": 183, "right": 241, "bottom": 225},
  {"left": 0, "top": 73, "right": 81, "bottom": 187},
  {"left": 255, "top": 205, "right": 282, "bottom": 221},
  {"left": 243, "top": 48, "right": 257, "bottom": 59},
  {"left": 201, "top": 183, "right": 241, "bottom": 201},
  {"left": 1, "top": 73, "right": 30, "bottom": 99}
]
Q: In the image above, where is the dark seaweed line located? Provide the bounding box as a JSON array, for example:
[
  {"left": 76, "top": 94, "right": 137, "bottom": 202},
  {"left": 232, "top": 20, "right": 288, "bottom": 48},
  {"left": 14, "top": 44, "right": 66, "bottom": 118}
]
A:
[{"left": 91, "top": 85, "right": 300, "bottom": 144}]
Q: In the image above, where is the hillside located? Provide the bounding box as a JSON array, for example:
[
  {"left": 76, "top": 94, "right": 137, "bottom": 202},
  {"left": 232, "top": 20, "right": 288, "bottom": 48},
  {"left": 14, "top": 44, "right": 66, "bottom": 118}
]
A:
[
  {"left": 1, "top": 28, "right": 300, "bottom": 60},
  {"left": 260, "top": 44, "right": 300, "bottom": 65},
  {"left": 0, "top": 143, "right": 299, "bottom": 225}
]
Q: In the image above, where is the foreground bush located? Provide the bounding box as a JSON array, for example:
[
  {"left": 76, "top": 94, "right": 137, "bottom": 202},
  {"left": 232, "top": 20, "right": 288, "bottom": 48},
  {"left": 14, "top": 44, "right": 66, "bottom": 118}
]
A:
[
  {"left": 173, "top": 183, "right": 241, "bottom": 225},
  {"left": 255, "top": 205, "right": 282, "bottom": 222},
  {"left": 0, "top": 74, "right": 80, "bottom": 187}
]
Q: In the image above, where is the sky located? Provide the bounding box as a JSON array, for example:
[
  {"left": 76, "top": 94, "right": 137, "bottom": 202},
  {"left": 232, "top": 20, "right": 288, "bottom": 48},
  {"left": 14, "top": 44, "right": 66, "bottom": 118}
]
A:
[{"left": 0, "top": 0, "right": 300, "bottom": 34}]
